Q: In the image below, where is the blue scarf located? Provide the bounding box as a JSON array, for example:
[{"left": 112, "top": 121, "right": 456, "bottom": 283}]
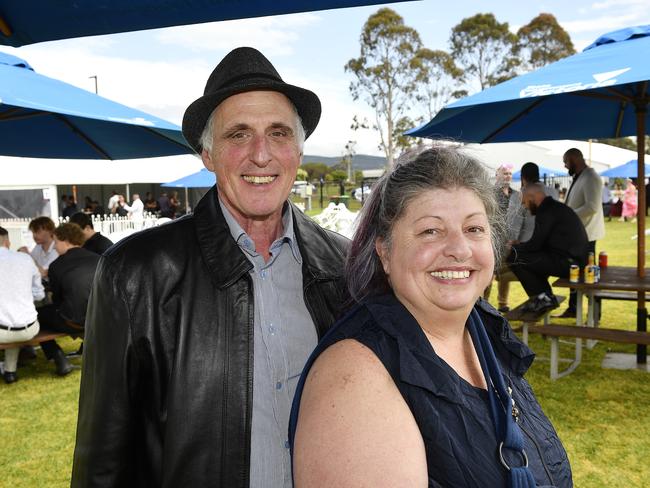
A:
[{"left": 467, "top": 308, "right": 537, "bottom": 488}]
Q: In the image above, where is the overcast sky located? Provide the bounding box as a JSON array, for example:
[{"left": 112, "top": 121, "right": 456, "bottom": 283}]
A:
[{"left": 2, "top": 0, "right": 649, "bottom": 158}]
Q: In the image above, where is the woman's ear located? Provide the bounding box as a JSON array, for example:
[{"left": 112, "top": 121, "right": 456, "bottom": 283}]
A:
[{"left": 375, "top": 238, "right": 390, "bottom": 276}]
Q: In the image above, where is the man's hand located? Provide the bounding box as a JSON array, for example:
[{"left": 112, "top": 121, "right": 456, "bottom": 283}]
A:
[{"left": 17, "top": 246, "right": 29, "bottom": 253}]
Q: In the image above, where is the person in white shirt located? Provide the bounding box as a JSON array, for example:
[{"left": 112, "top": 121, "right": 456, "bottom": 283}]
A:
[
  {"left": 107, "top": 191, "right": 121, "bottom": 215},
  {"left": 20, "top": 216, "right": 59, "bottom": 279},
  {"left": 0, "top": 226, "right": 44, "bottom": 384},
  {"left": 120, "top": 194, "right": 144, "bottom": 220}
]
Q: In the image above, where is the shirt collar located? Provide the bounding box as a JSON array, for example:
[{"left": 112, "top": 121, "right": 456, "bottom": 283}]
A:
[{"left": 217, "top": 195, "right": 301, "bottom": 264}]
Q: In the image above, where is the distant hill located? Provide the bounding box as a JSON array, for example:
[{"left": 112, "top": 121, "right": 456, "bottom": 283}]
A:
[{"left": 303, "top": 154, "right": 386, "bottom": 170}]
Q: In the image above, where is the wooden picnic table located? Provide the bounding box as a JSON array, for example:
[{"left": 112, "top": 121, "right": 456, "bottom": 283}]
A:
[{"left": 553, "top": 266, "right": 650, "bottom": 363}]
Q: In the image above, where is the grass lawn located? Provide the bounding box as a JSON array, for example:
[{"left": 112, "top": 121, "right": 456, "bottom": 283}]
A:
[{"left": 1, "top": 216, "right": 649, "bottom": 487}]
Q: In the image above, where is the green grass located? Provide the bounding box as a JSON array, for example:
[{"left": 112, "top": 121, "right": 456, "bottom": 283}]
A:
[{"left": 1, "top": 218, "right": 649, "bottom": 487}]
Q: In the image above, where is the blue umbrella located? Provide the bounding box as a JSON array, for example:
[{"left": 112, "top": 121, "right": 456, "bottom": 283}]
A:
[
  {"left": 0, "top": 1, "right": 410, "bottom": 47},
  {"left": 600, "top": 160, "right": 650, "bottom": 178},
  {"left": 162, "top": 168, "right": 215, "bottom": 188},
  {"left": 512, "top": 166, "right": 564, "bottom": 182},
  {"left": 0, "top": 51, "right": 191, "bottom": 159},
  {"left": 407, "top": 25, "right": 650, "bottom": 362},
  {"left": 407, "top": 25, "right": 650, "bottom": 144}
]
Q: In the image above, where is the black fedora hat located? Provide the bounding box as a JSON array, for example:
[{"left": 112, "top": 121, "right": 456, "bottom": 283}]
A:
[{"left": 182, "top": 47, "right": 321, "bottom": 154}]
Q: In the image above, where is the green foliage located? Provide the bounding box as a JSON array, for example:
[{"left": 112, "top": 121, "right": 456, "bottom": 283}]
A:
[
  {"left": 516, "top": 13, "right": 575, "bottom": 71},
  {"left": 345, "top": 8, "right": 423, "bottom": 166},
  {"left": 329, "top": 169, "right": 348, "bottom": 183},
  {"left": 296, "top": 168, "right": 308, "bottom": 181},
  {"left": 300, "top": 162, "right": 330, "bottom": 181},
  {"left": 596, "top": 136, "right": 650, "bottom": 154},
  {"left": 449, "top": 13, "right": 518, "bottom": 89},
  {"left": 413, "top": 48, "right": 466, "bottom": 119}
]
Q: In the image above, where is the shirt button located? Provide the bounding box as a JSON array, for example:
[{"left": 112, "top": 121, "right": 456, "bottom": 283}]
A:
[
  {"left": 260, "top": 270, "right": 267, "bottom": 279},
  {"left": 269, "top": 324, "right": 275, "bottom": 335},
  {"left": 285, "top": 440, "right": 290, "bottom": 449},
  {"left": 276, "top": 381, "right": 283, "bottom": 390}
]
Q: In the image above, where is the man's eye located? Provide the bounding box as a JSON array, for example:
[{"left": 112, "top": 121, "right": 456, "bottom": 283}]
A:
[{"left": 270, "top": 130, "right": 289, "bottom": 137}]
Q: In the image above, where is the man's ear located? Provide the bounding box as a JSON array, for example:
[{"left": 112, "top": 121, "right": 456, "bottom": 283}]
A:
[
  {"left": 375, "top": 238, "right": 390, "bottom": 275},
  {"left": 201, "top": 149, "right": 215, "bottom": 172}
]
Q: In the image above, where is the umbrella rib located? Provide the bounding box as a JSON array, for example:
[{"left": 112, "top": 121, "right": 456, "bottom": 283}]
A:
[
  {"left": 615, "top": 101, "right": 628, "bottom": 138},
  {"left": 482, "top": 98, "right": 546, "bottom": 143},
  {"left": 142, "top": 126, "right": 192, "bottom": 151},
  {"left": 0, "top": 109, "right": 50, "bottom": 121},
  {"left": 55, "top": 114, "right": 112, "bottom": 159}
]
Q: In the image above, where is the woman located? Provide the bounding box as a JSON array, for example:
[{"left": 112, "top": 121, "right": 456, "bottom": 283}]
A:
[
  {"left": 290, "top": 147, "right": 572, "bottom": 487},
  {"left": 621, "top": 179, "right": 637, "bottom": 222}
]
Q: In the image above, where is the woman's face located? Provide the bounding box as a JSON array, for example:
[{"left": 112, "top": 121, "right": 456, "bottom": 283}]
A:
[{"left": 376, "top": 187, "right": 494, "bottom": 320}]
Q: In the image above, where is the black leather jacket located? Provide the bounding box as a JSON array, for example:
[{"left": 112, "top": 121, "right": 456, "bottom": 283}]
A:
[{"left": 71, "top": 187, "right": 349, "bottom": 487}]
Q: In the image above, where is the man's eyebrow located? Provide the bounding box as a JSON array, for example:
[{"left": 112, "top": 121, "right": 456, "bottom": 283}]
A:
[
  {"left": 222, "top": 123, "right": 250, "bottom": 133},
  {"left": 269, "top": 122, "right": 294, "bottom": 132}
]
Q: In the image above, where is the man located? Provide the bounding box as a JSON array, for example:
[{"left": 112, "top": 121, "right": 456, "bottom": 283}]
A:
[
  {"left": 557, "top": 148, "right": 605, "bottom": 318},
  {"left": 21, "top": 216, "right": 59, "bottom": 279},
  {"left": 484, "top": 164, "right": 530, "bottom": 313},
  {"left": 508, "top": 183, "right": 589, "bottom": 313},
  {"left": 520, "top": 161, "right": 559, "bottom": 200},
  {"left": 72, "top": 47, "right": 349, "bottom": 487},
  {"left": 119, "top": 193, "right": 144, "bottom": 220},
  {"left": 37, "top": 223, "right": 100, "bottom": 376},
  {"left": 69, "top": 212, "right": 113, "bottom": 255},
  {"left": 0, "top": 227, "right": 44, "bottom": 384},
  {"left": 107, "top": 190, "right": 120, "bottom": 215},
  {"left": 157, "top": 191, "right": 173, "bottom": 218},
  {"left": 602, "top": 180, "right": 612, "bottom": 221}
]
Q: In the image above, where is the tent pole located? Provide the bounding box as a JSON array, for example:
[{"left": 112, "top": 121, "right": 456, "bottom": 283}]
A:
[{"left": 635, "top": 84, "right": 647, "bottom": 364}]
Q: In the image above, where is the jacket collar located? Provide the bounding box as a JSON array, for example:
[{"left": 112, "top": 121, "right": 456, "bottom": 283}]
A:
[
  {"left": 193, "top": 186, "right": 345, "bottom": 289},
  {"left": 193, "top": 186, "right": 253, "bottom": 290}
]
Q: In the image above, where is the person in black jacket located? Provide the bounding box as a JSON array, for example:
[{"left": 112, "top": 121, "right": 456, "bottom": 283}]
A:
[
  {"left": 68, "top": 212, "right": 113, "bottom": 255},
  {"left": 37, "top": 223, "right": 100, "bottom": 375},
  {"left": 71, "top": 47, "right": 349, "bottom": 488},
  {"left": 508, "top": 183, "right": 589, "bottom": 312}
]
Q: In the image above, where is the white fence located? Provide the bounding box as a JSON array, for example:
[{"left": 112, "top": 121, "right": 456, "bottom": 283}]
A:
[{"left": 0, "top": 214, "right": 166, "bottom": 251}]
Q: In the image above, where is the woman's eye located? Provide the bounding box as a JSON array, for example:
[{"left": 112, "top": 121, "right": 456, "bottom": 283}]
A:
[
  {"left": 467, "top": 226, "right": 486, "bottom": 234},
  {"left": 421, "top": 228, "right": 438, "bottom": 235}
]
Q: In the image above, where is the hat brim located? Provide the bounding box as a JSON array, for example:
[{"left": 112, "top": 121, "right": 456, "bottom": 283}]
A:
[{"left": 182, "top": 78, "right": 321, "bottom": 154}]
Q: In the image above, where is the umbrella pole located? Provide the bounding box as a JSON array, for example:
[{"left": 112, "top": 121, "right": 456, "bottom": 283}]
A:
[{"left": 636, "top": 95, "right": 647, "bottom": 363}]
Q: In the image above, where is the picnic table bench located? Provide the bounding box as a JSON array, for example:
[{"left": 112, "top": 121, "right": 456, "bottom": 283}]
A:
[
  {"left": 527, "top": 324, "right": 650, "bottom": 380},
  {"left": 0, "top": 331, "right": 70, "bottom": 350},
  {"left": 505, "top": 296, "right": 566, "bottom": 344}
]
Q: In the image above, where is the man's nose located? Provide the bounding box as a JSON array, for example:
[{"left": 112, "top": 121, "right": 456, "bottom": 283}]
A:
[{"left": 250, "top": 134, "right": 271, "bottom": 167}]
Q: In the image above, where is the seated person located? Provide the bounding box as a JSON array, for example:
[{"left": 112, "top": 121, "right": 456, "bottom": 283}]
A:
[
  {"left": 290, "top": 147, "right": 572, "bottom": 487},
  {"left": 0, "top": 226, "right": 44, "bottom": 384},
  {"left": 37, "top": 223, "right": 101, "bottom": 375},
  {"left": 68, "top": 212, "right": 114, "bottom": 255},
  {"left": 20, "top": 216, "right": 59, "bottom": 282},
  {"left": 507, "top": 183, "right": 588, "bottom": 313}
]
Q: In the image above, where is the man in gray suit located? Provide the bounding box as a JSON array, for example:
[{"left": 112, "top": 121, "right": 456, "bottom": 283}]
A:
[{"left": 557, "top": 148, "right": 605, "bottom": 318}]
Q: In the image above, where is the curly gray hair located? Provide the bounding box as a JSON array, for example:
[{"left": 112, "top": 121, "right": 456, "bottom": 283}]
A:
[{"left": 346, "top": 144, "right": 507, "bottom": 302}]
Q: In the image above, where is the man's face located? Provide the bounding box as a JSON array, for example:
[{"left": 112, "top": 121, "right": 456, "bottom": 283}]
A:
[
  {"left": 564, "top": 154, "right": 577, "bottom": 176},
  {"left": 32, "top": 229, "right": 52, "bottom": 247},
  {"left": 201, "top": 91, "right": 302, "bottom": 226}
]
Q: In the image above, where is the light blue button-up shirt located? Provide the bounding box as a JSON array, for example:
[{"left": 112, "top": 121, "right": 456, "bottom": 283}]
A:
[{"left": 219, "top": 198, "right": 317, "bottom": 488}]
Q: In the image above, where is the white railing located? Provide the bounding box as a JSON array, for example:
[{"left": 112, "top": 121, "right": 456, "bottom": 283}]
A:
[{"left": 0, "top": 214, "right": 167, "bottom": 251}]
